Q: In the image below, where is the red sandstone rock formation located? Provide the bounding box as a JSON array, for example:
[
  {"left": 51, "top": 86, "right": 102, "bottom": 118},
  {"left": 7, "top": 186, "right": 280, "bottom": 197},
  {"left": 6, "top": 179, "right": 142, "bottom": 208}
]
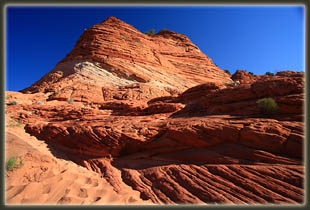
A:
[
  {"left": 177, "top": 74, "right": 304, "bottom": 117},
  {"left": 6, "top": 70, "right": 304, "bottom": 204},
  {"left": 6, "top": 17, "right": 304, "bottom": 205},
  {"left": 21, "top": 17, "right": 231, "bottom": 103},
  {"left": 231, "top": 70, "right": 259, "bottom": 84}
]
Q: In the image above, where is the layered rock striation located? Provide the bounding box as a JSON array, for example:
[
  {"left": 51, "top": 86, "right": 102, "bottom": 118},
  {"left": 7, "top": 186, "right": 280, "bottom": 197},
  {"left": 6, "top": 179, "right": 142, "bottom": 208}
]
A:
[
  {"left": 21, "top": 17, "right": 231, "bottom": 103},
  {"left": 6, "top": 17, "right": 304, "bottom": 205},
  {"left": 7, "top": 71, "right": 304, "bottom": 204}
]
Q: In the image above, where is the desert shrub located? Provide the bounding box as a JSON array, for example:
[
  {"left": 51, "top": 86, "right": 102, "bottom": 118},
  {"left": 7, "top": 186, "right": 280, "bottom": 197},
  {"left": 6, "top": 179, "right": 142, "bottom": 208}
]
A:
[
  {"left": 257, "top": 98, "right": 279, "bottom": 115},
  {"left": 37, "top": 101, "right": 43, "bottom": 105},
  {"left": 265, "top": 72, "right": 274, "bottom": 76},
  {"left": 144, "top": 29, "right": 155, "bottom": 35},
  {"left": 120, "top": 35, "right": 126, "bottom": 40},
  {"left": 224, "top": 69, "right": 231, "bottom": 75},
  {"left": 6, "top": 157, "right": 17, "bottom": 170},
  {"left": 6, "top": 157, "right": 23, "bottom": 171},
  {"left": 67, "top": 98, "right": 75, "bottom": 104},
  {"left": 7, "top": 101, "right": 18, "bottom": 106},
  {"left": 249, "top": 72, "right": 254, "bottom": 76}
]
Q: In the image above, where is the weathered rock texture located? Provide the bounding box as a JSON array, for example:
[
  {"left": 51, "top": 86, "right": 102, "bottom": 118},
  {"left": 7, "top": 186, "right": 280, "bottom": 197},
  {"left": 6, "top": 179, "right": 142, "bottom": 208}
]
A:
[
  {"left": 6, "top": 17, "right": 304, "bottom": 205},
  {"left": 177, "top": 74, "right": 304, "bottom": 117},
  {"left": 231, "top": 70, "right": 257, "bottom": 84},
  {"left": 21, "top": 17, "right": 231, "bottom": 103},
  {"left": 7, "top": 72, "right": 304, "bottom": 204}
]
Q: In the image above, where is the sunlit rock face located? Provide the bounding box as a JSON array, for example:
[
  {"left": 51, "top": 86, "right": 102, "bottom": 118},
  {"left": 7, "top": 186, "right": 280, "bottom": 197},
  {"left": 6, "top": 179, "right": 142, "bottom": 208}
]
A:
[
  {"left": 21, "top": 16, "right": 231, "bottom": 103},
  {"left": 5, "top": 16, "right": 304, "bottom": 204}
]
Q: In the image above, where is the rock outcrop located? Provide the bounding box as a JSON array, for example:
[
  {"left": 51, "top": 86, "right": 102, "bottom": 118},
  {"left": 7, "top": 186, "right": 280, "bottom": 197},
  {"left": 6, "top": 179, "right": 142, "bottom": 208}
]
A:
[
  {"left": 6, "top": 17, "right": 304, "bottom": 205},
  {"left": 177, "top": 74, "right": 304, "bottom": 117},
  {"left": 231, "top": 70, "right": 257, "bottom": 84},
  {"left": 6, "top": 70, "right": 304, "bottom": 204},
  {"left": 21, "top": 17, "right": 231, "bottom": 103}
]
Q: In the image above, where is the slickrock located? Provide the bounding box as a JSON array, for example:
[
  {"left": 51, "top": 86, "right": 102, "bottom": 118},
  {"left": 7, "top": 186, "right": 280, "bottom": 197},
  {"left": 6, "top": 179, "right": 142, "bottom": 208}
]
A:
[
  {"left": 21, "top": 17, "right": 231, "bottom": 103},
  {"left": 6, "top": 17, "right": 304, "bottom": 205},
  {"left": 177, "top": 75, "right": 304, "bottom": 117},
  {"left": 6, "top": 70, "right": 304, "bottom": 204}
]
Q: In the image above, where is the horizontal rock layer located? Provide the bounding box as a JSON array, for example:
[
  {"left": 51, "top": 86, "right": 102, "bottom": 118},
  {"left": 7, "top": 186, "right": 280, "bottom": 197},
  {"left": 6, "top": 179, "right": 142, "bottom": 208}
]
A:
[
  {"left": 6, "top": 16, "right": 305, "bottom": 205},
  {"left": 21, "top": 17, "right": 231, "bottom": 103},
  {"left": 6, "top": 70, "right": 304, "bottom": 204}
]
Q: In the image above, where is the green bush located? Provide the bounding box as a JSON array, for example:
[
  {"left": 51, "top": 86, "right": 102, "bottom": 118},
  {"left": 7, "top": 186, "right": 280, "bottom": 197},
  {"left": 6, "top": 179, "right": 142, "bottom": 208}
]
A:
[
  {"left": 37, "top": 101, "right": 43, "bottom": 105},
  {"left": 6, "top": 157, "right": 17, "bottom": 170},
  {"left": 265, "top": 72, "right": 274, "bottom": 76},
  {"left": 144, "top": 29, "right": 155, "bottom": 35},
  {"left": 249, "top": 72, "right": 254, "bottom": 76},
  {"left": 257, "top": 98, "right": 279, "bottom": 115},
  {"left": 224, "top": 69, "right": 231, "bottom": 75},
  {"left": 6, "top": 157, "right": 23, "bottom": 171}
]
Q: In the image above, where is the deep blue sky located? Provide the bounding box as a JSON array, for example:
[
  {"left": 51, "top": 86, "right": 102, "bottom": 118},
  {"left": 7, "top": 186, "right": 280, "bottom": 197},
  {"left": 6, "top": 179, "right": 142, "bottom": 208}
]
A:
[{"left": 6, "top": 5, "right": 305, "bottom": 91}]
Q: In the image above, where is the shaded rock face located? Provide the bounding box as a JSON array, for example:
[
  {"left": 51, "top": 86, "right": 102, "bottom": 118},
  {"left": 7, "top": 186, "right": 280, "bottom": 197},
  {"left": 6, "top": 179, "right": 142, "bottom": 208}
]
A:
[
  {"left": 21, "top": 16, "right": 231, "bottom": 103},
  {"left": 7, "top": 17, "right": 304, "bottom": 205}
]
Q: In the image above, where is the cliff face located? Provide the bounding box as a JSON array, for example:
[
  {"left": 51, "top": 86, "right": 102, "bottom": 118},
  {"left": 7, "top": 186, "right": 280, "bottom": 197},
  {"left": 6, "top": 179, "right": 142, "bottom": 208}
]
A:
[
  {"left": 21, "top": 17, "right": 231, "bottom": 103},
  {"left": 6, "top": 17, "right": 304, "bottom": 205}
]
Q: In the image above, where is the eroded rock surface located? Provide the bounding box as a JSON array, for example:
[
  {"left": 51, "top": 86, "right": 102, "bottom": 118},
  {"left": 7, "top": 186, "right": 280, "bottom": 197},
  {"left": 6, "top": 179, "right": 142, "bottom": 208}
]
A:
[
  {"left": 6, "top": 17, "right": 304, "bottom": 205},
  {"left": 21, "top": 17, "right": 231, "bottom": 103},
  {"left": 6, "top": 71, "right": 304, "bottom": 204}
]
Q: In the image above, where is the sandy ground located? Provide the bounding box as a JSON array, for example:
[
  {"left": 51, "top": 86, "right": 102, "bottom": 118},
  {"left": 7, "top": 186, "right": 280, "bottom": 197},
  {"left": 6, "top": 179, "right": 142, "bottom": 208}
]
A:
[{"left": 5, "top": 116, "right": 152, "bottom": 205}]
